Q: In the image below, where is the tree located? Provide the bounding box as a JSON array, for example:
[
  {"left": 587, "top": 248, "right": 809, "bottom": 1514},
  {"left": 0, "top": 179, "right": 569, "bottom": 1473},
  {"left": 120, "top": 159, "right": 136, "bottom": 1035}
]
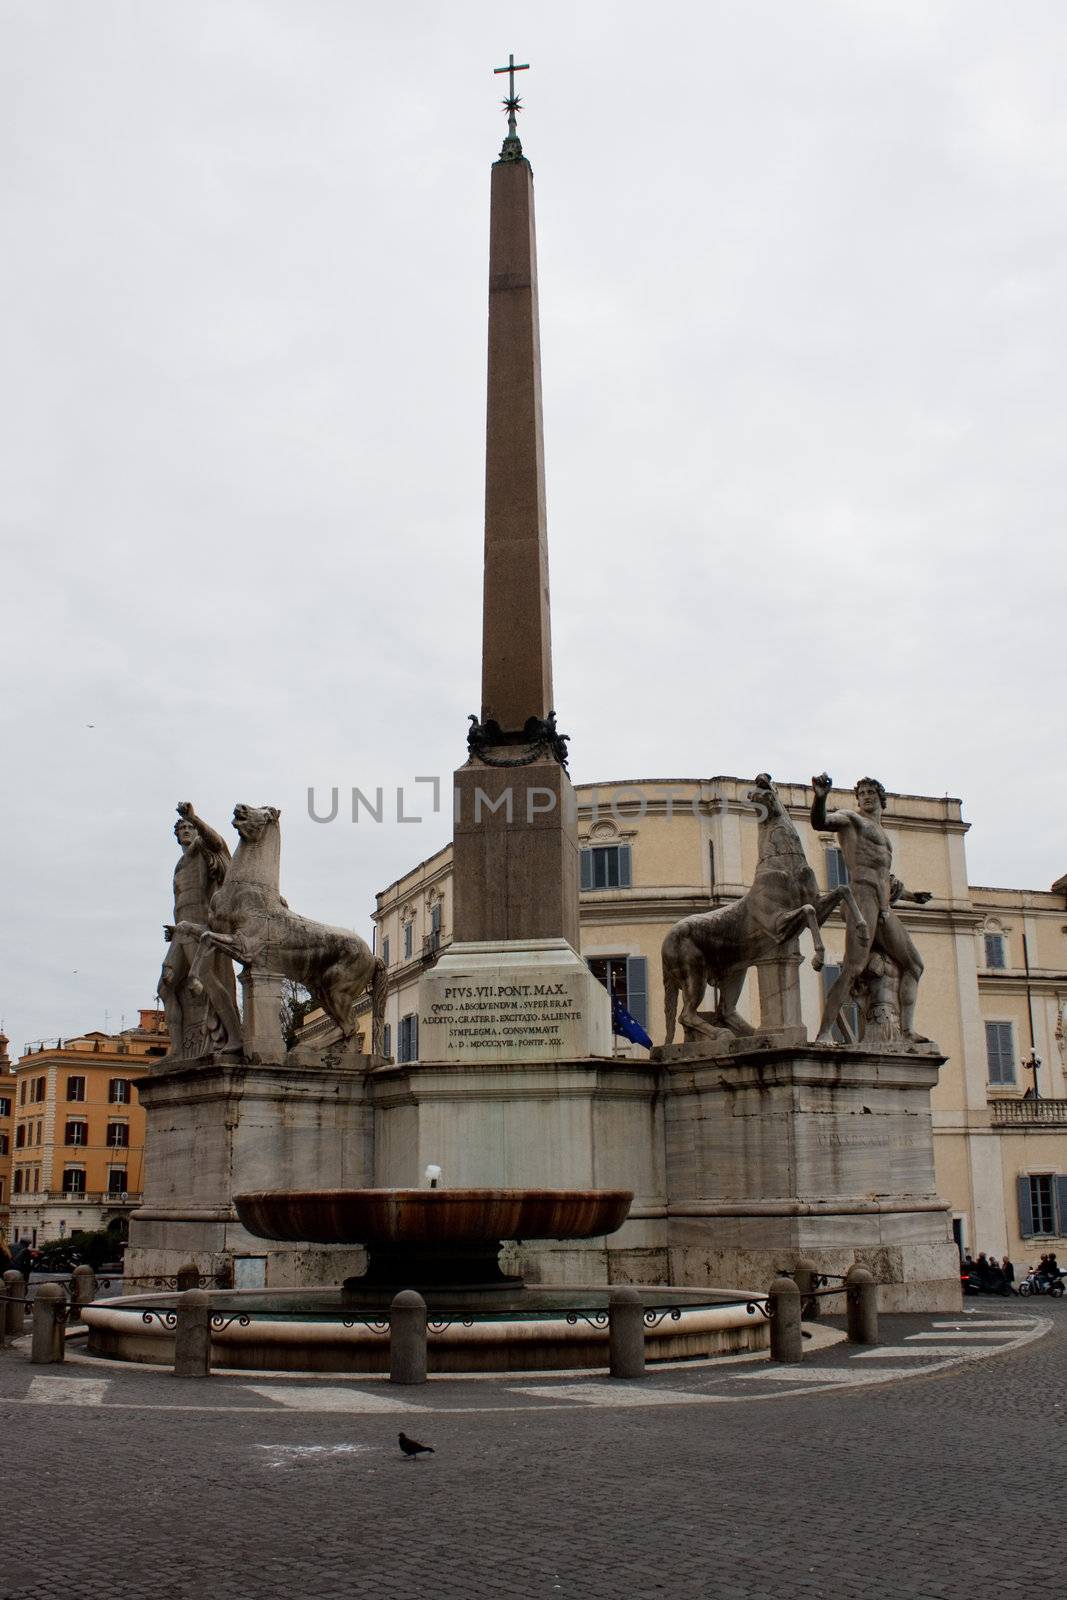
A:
[{"left": 280, "top": 978, "right": 314, "bottom": 1050}]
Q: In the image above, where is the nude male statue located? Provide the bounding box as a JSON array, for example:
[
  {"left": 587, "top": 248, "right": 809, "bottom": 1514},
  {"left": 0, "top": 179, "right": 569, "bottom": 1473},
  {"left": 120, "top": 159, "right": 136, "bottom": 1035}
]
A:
[
  {"left": 811, "top": 774, "right": 931, "bottom": 1043},
  {"left": 158, "top": 802, "right": 240, "bottom": 1059}
]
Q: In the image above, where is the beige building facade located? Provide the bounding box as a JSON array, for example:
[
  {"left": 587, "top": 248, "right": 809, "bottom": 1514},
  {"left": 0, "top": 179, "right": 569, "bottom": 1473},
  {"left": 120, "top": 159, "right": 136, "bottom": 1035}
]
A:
[{"left": 363, "top": 775, "right": 1067, "bottom": 1271}]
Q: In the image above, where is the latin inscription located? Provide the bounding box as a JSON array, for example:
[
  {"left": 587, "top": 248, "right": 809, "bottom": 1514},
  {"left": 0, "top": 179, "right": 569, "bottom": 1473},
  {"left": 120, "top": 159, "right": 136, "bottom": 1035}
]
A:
[{"left": 420, "top": 981, "right": 583, "bottom": 1051}]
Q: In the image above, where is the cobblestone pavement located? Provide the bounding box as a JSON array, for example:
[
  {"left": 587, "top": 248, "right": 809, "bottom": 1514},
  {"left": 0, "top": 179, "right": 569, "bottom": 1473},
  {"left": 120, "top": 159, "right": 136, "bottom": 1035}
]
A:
[{"left": 1, "top": 1304, "right": 1063, "bottom": 1599}]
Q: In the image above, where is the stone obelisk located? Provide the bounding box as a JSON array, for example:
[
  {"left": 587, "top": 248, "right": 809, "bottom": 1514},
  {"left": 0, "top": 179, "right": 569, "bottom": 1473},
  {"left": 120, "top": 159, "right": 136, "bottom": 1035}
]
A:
[
  {"left": 418, "top": 66, "right": 611, "bottom": 1065},
  {"left": 452, "top": 81, "right": 579, "bottom": 950}
]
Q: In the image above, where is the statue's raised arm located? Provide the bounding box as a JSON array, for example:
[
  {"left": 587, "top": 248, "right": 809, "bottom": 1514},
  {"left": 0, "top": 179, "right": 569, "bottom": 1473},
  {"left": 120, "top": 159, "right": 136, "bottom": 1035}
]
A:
[{"left": 810, "top": 772, "right": 852, "bottom": 834}]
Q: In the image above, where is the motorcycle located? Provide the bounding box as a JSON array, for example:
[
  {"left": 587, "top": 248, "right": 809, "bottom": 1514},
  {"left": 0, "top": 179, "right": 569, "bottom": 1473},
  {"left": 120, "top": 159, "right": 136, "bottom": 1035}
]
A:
[{"left": 1018, "top": 1269, "right": 1065, "bottom": 1297}]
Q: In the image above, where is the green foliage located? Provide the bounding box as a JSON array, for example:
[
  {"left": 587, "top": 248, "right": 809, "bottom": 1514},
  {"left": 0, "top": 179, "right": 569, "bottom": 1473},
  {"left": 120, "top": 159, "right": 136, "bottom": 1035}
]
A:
[{"left": 37, "top": 1228, "right": 119, "bottom": 1270}]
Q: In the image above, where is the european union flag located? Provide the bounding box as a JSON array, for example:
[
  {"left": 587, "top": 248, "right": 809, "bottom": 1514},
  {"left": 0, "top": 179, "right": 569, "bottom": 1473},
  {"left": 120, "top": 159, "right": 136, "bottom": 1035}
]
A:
[{"left": 611, "top": 995, "right": 653, "bottom": 1050}]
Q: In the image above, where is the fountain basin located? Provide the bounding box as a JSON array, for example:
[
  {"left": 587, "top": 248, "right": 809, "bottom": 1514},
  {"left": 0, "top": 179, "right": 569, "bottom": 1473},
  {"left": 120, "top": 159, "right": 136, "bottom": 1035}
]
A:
[
  {"left": 233, "top": 1187, "right": 633, "bottom": 1245},
  {"left": 233, "top": 1186, "right": 635, "bottom": 1287}
]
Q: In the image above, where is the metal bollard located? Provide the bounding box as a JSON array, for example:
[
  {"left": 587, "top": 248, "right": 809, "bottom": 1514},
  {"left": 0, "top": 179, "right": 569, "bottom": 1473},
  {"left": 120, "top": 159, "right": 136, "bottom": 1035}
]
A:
[
  {"left": 31, "top": 1283, "right": 67, "bottom": 1364},
  {"left": 609, "top": 1287, "right": 646, "bottom": 1379},
  {"left": 3, "top": 1270, "right": 26, "bottom": 1341},
  {"left": 768, "top": 1274, "right": 803, "bottom": 1363},
  {"left": 389, "top": 1290, "right": 427, "bottom": 1384},
  {"left": 173, "top": 1289, "right": 212, "bottom": 1378},
  {"left": 845, "top": 1264, "right": 879, "bottom": 1345},
  {"left": 71, "top": 1264, "right": 98, "bottom": 1324},
  {"left": 176, "top": 1261, "right": 201, "bottom": 1292},
  {"left": 793, "top": 1256, "right": 819, "bottom": 1319}
]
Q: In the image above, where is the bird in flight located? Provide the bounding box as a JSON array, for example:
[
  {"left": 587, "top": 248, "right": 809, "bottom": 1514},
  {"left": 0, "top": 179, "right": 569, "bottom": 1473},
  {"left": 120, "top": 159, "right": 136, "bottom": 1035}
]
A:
[{"left": 398, "top": 1431, "right": 434, "bottom": 1460}]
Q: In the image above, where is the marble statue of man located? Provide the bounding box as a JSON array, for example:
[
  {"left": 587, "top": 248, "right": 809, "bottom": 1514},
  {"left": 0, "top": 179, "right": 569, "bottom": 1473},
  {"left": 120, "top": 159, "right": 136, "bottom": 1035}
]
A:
[
  {"left": 811, "top": 774, "right": 931, "bottom": 1044},
  {"left": 158, "top": 802, "right": 240, "bottom": 1060}
]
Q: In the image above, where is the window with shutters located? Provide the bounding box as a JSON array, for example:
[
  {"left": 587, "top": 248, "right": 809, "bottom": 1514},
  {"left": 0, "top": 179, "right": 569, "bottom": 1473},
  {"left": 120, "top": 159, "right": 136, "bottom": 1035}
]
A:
[
  {"left": 382, "top": 935, "right": 391, "bottom": 968},
  {"left": 708, "top": 842, "right": 715, "bottom": 892},
  {"left": 13, "top": 1169, "right": 23, "bottom": 1194},
  {"left": 1017, "top": 1173, "right": 1067, "bottom": 1239},
  {"left": 19, "top": 1080, "right": 26, "bottom": 1105},
  {"left": 825, "top": 847, "right": 850, "bottom": 889},
  {"left": 983, "top": 933, "right": 1006, "bottom": 969},
  {"left": 108, "top": 1078, "right": 132, "bottom": 1104},
  {"left": 32, "top": 1168, "right": 40, "bottom": 1192},
  {"left": 65, "top": 1120, "right": 88, "bottom": 1146},
  {"left": 985, "top": 1021, "right": 1015, "bottom": 1085},
  {"left": 403, "top": 922, "right": 413, "bottom": 961},
  {"left": 66, "top": 1075, "right": 86, "bottom": 1102},
  {"left": 821, "top": 964, "right": 861, "bottom": 1041},
  {"left": 15, "top": 1124, "right": 26, "bottom": 1149},
  {"left": 62, "top": 1168, "right": 86, "bottom": 1196},
  {"left": 587, "top": 956, "right": 649, "bottom": 1031},
  {"left": 0, "top": 1134, "right": 7, "bottom": 1156},
  {"left": 35, "top": 1121, "right": 42, "bottom": 1146},
  {"left": 0, "top": 1097, "right": 10, "bottom": 1117},
  {"left": 108, "top": 1167, "right": 127, "bottom": 1196},
  {"left": 580, "top": 845, "right": 632, "bottom": 891},
  {"left": 397, "top": 1014, "right": 418, "bottom": 1064},
  {"left": 107, "top": 1122, "right": 130, "bottom": 1149}
]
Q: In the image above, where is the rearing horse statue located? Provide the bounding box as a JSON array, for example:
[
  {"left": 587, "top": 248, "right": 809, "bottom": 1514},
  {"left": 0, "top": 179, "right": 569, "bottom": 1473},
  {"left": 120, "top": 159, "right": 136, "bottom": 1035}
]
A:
[
  {"left": 662, "top": 774, "right": 867, "bottom": 1045},
  {"left": 174, "top": 804, "right": 386, "bottom": 1058}
]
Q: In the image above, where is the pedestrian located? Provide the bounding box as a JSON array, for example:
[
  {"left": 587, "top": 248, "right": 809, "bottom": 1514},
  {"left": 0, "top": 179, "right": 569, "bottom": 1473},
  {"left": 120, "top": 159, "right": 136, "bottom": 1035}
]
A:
[{"left": 1001, "top": 1256, "right": 1016, "bottom": 1294}]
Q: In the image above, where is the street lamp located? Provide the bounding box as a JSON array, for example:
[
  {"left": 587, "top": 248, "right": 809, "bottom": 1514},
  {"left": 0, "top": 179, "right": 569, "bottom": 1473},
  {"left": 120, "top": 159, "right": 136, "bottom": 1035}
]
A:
[{"left": 1023, "top": 1050, "right": 1042, "bottom": 1099}]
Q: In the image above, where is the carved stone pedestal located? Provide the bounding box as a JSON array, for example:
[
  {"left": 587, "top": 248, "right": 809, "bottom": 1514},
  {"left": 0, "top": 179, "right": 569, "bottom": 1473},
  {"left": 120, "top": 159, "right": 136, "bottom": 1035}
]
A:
[
  {"left": 663, "top": 1040, "right": 962, "bottom": 1311},
  {"left": 369, "top": 1057, "right": 668, "bottom": 1285},
  {"left": 126, "top": 1057, "right": 374, "bottom": 1287}
]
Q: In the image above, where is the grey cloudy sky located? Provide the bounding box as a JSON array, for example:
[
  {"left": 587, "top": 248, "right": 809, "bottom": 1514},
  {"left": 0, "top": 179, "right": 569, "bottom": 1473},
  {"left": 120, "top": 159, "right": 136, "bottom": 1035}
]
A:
[{"left": 2, "top": 1, "right": 1064, "bottom": 1051}]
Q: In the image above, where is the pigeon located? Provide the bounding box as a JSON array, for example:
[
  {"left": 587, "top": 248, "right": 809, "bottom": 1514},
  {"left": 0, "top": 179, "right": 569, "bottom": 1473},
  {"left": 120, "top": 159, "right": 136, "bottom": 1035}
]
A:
[{"left": 398, "top": 1431, "right": 434, "bottom": 1460}]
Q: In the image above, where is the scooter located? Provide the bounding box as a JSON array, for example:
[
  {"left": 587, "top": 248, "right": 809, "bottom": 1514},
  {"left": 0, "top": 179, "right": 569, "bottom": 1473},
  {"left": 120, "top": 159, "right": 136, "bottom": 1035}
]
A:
[{"left": 1018, "top": 1269, "right": 1065, "bottom": 1297}]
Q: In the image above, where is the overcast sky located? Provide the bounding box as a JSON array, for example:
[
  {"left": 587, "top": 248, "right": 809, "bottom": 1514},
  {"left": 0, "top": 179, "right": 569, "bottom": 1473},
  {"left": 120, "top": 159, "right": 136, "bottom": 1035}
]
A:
[{"left": 2, "top": 1, "right": 1064, "bottom": 1051}]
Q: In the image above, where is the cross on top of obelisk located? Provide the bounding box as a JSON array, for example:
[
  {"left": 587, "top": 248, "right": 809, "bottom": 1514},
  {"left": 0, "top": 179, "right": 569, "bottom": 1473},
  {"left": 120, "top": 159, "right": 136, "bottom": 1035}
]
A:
[{"left": 493, "top": 52, "right": 529, "bottom": 162}]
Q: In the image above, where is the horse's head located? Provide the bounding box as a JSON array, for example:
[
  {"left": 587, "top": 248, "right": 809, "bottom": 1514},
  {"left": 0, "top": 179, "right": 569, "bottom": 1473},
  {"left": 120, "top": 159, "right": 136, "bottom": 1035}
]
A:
[
  {"left": 747, "top": 774, "right": 784, "bottom": 821},
  {"left": 232, "top": 804, "right": 281, "bottom": 842}
]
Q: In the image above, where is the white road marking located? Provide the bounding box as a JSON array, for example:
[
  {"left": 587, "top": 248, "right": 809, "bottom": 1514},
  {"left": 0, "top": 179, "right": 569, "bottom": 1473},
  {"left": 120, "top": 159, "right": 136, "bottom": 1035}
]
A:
[
  {"left": 27, "top": 1376, "right": 110, "bottom": 1406},
  {"left": 932, "top": 1320, "right": 1036, "bottom": 1329},
  {"left": 849, "top": 1345, "right": 979, "bottom": 1359},
  {"left": 245, "top": 1384, "right": 427, "bottom": 1413},
  {"left": 255, "top": 1442, "right": 374, "bottom": 1469},
  {"left": 905, "top": 1330, "right": 1019, "bottom": 1341},
  {"left": 510, "top": 1384, "right": 714, "bottom": 1407},
  {"left": 732, "top": 1367, "right": 916, "bottom": 1383}
]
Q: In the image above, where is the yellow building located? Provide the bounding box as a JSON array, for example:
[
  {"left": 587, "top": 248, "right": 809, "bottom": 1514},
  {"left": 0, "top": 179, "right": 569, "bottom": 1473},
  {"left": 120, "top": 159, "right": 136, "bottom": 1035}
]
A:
[
  {"left": 0, "top": 1032, "right": 15, "bottom": 1243},
  {"left": 7, "top": 1008, "right": 165, "bottom": 1248},
  {"left": 365, "top": 775, "right": 1067, "bottom": 1269}
]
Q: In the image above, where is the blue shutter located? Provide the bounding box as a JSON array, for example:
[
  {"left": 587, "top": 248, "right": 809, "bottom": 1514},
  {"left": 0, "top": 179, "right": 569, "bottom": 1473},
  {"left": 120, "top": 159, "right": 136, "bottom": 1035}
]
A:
[
  {"left": 1017, "top": 1174, "right": 1035, "bottom": 1239},
  {"left": 619, "top": 845, "right": 632, "bottom": 888},
  {"left": 383, "top": 1023, "right": 392, "bottom": 1060},
  {"left": 580, "top": 849, "right": 592, "bottom": 891},
  {"left": 626, "top": 957, "right": 648, "bottom": 1029},
  {"left": 411, "top": 1014, "right": 418, "bottom": 1061},
  {"left": 1056, "top": 1177, "right": 1067, "bottom": 1236}
]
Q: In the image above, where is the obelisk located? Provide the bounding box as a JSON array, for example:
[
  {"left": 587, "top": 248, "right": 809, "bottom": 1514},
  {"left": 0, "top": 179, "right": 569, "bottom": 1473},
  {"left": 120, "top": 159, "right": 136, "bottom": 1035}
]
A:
[
  {"left": 418, "top": 61, "right": 611, "bottom": 1065},
  {"left": 452, "top": 63, "right": 579, "bottom": 951}
]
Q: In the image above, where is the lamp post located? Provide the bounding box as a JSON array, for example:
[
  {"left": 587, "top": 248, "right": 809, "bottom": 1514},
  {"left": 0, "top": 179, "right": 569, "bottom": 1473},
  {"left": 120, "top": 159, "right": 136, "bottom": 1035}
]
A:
[{"left": 1023, "top": 1050, "right": 1042, "bottom": 1100}]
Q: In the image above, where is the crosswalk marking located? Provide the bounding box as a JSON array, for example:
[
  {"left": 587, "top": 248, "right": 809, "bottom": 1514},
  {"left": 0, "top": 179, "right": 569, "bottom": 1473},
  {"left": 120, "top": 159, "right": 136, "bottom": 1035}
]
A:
[
  {"left": 906, "top": 1330, "right": 1018, "bottom": 1342},
  {"left": 511, "top": 1383, "right": 712, "bottom": 1407},
  {"left": 849, "top": 1345, "right": 978, "bottom": 1359},
  {"left": 27, "top": 1376, "right": 110, "bottom": 1406},
  {"left": 245, "top": 1384, "right": 427, "bottom": 1413},
  {"left": 733, "top": 1367, "right": 916, "bottom": 1384},
  {"left": 932, "top": 1320, "right": 1035, "bottom": 1329}
]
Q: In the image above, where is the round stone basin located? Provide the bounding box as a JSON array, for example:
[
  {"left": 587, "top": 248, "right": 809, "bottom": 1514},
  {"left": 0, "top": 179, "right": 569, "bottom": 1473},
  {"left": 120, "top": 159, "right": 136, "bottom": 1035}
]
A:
[{"left": 234, "top": 1187, "right": 633, "bottom": 1247}]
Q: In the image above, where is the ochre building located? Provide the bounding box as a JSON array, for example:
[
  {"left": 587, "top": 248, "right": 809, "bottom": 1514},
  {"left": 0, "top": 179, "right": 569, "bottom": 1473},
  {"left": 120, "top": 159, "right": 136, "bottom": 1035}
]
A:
[{"left": 7, "top": 1009, "right": 166, "bottom": 1247}]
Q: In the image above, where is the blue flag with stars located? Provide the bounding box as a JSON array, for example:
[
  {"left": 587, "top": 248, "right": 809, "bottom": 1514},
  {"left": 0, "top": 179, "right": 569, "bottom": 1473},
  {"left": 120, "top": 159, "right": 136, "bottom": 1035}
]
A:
[{"left": 611, "top": 995, "right": 653, "bottom": 1050}]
